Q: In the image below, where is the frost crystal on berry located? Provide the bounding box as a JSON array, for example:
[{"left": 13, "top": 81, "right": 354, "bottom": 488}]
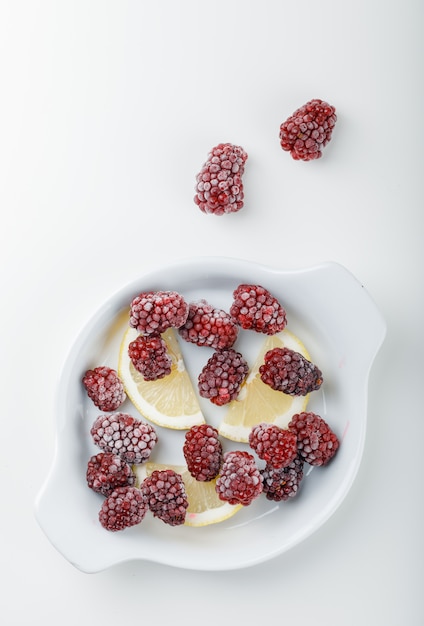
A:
[{"left": 194, "top": 143, "right": 248, "bottom": 215}]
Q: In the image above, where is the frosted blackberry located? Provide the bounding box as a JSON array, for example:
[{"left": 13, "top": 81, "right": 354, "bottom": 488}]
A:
[
  {"left": 86, "top": 452, "right": 135, "bottom": 496},
  {"left": 198, "top": 348, "right": 248, "bottom": 406},
  {"left": 90, "top": 412, "right": 158, "bottom": 465},
  {"left": 249, "top": 423, "right": 298, "bottom": 469},
  {"left": 129, "top": 290, "right": 189, "bottom": 335},
  {"left": 259, "top": 347, "right": 323, "bottom": 396},
  {"left": 183, "top": 424, "right": 223, "bottom": 481},
  {"left": 288, "top": 412, "right": 339, "bottom": 466},
  {"left": 230, "top": 284, "right": 287, "bottom": 335},
  {"left": 142, "top": 469, "right": 188, "bottom": 526},
  {"left": 178, "top": 299, "right": 238, "bottom": 350},
  {"left": 128, "top": 334, "right": 172, "bottom": 381},
  {"left": 215, "top": 451, "right": 263, "bottom": 506},
  {"left": 279, "top": 99, "right": 337, "bottom": 161},
  {"left": 194, "top": 143, "right": 248, "bottom": 215},
  {"left": 82, "top": 366, "right": 126, "bottom": 412},
  {"left": 99, "top": 486, "right": 147, "bottom": 531},
  {"left": 261, "top": 457, "right": 304, "bottom": 501}
]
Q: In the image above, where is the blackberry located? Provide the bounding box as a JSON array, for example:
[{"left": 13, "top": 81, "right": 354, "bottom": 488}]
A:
[
  {"left": 129, "top": 290, "right": 189, "bottom": 335},
  {"left": 141, "top": 469, "right": 188, "bottom": 526},
  {"left": 128, "top": 334, "right": 172, "bottom": 381},
  {"left": 90, "top": 412, "right": 158, "bottom": 465},
  {"left": 183, "top": 424, "right": 223, "bottom": 481},
  {"left": 215, "top": 451, "right": 263, "bottom": 506},
  {"left": 261, "top": 457, "right": 304, "bottom": 501},
  {"left": 198, "top": 348, "right": 249, "bottom": 406},
  {"left": 194, "top": 143, "right": 248, "bottom": 215},
  {"left": 178, "top": 299, "right": 239, "bottom": 350},
  {"left": 99, "top": 486, "right": 147, "bottom": 531},
  {"left": 279, "top": 99, "right": 337, "bottom": 161},
  {"left": 259, "top": 347, "right": 323, "bottom": 396},
  {"left": 288, "top": 412, "right": 339, "bottom": 466},
  {"left": 248, "top": 423, "right": 298, "bottom": 469},
  {"left": 86, "top": 452, "right": 135, "bottom": 497},
  {"left": 230, "top": 284, "right": 287, "bottom": 335},
  {"left": 82, "top": 366, "right": 126, "bottom": 412}
]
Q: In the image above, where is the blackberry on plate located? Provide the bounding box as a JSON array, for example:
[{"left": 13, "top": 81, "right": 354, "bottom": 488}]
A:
[
  {"left": 198, "top": 348, "right": 249, "bottom": 406},
  {"left": 86, "top": 451, "right": 135, "bottom": 496},
  {"left": 194, "top": 143, "right": 248, "bottom": 215},
  {"left": 259, "top": 347, "right": 323, "bottom": 396},
  {"left": 183, "top": 424, "right": 223, "bottom": 481},
  {"left": 261, "top": 457, "right": 304, "bottom": 501},
  {"left": 279, "top": 98, "right": 337, "bottom": 161},
  {"left": 90, "top": 412, "right": 158, "bottom": 465},
  {"left": 82, "top": 366, "right": 126, "bottom": 412},
  {"left": 230, "top": 284, "right": 287, "bottom": 335},
  {"left": 215, "top": 450, "right": 263, "bottom": 506},
  {"left": 99, "top": 486, "right": 147, "bottom": 531},
  {"left": 178, "top": 299, "right": 238, "bottom": 350},
  {"left": 129, "top": 290, "right": 189, "bottom": 335},
  {"left": 141, "top": 469, "right": 189, "bottom": 526},
  {"left": 288, "top": 411, "right": 339, "bottom": 466},
  {"left": 128, "top": 334, "right": 172, "bottom": 381},
  {"left": 249, "top": 422, "right": 298, "bottom": 469}
]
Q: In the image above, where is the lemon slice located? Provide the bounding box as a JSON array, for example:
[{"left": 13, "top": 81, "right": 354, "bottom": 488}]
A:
[
  {"left": 134, "top": 463, "right": 242, "bottom": 527},
  {"left": 218, "top": 329, "right": 310, "bottom": 443},
  {"left": 118, "top": 327, "right": 205, "bottom": 430}
]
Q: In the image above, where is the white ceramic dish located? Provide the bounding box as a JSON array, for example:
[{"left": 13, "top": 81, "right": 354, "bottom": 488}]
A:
[{"left": 35, "top": 257, "right": 386, "bottom": 573}]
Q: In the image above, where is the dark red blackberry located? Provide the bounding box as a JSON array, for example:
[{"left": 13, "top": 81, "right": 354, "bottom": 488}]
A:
[
  {"left": 288, "top": 412, "right": 339, "bottom": 466},
  {"left": 215, "top": 451, "right": 263, "bottom": 506},
  {"left": 198, "top": 348, "right": 248, "bottom": 406},
  {"left": 128, "top": 334, "right": 172, "bottom": 381},
  {"left": 99, "top": 486, "right": 147, "bottom": 531},
  {"left": 86, "top": 452, "right": 135, "bottom": 496},
  {"left": 248, "top": 423, "right": 297, "bottom": 469},
  {"left": 141, "top": 469, "right": 188, "bottom": 526},
  {"left": 230, "top": 284, "right": 287, "bottom": 335},
  {"left": 194, "top": 143, "right": 248, "bottom": 215},
  {"left": 90, "top": 412, "right": 158, "bottom": 465},
  {"left": 259, "top": 347, "right": 323, "bottom": 396},
  {"left": 279, "top": 99, "right": 337, "bottom": 161},
  {"left": 261, "top": 457, "right": 304, "bottom": 501},
  {"left": 82, "top": 366, "right": 126, "bottom": 412},
  {"left": 178, "top": 299, "right": 239, "bottom": 350},
  {"left": 129, "top": 290, "right": 189, "bottom": 335},
  {"left": 183, "top": 424, "right": 223, "bottom": 481}
]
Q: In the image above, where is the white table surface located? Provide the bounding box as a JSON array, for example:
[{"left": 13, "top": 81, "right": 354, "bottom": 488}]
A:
[{"left": 1, "top": 1, "right": 423, "bottom": 624}]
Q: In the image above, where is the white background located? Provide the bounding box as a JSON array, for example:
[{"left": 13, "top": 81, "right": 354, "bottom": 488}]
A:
[{"left": 1, "top": 1, "right": 423, "bottom": 624}]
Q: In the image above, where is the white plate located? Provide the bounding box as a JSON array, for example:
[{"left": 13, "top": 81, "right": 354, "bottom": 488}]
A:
[{"left": 35, "top": 257, "right": 386, "bottom": 573}]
